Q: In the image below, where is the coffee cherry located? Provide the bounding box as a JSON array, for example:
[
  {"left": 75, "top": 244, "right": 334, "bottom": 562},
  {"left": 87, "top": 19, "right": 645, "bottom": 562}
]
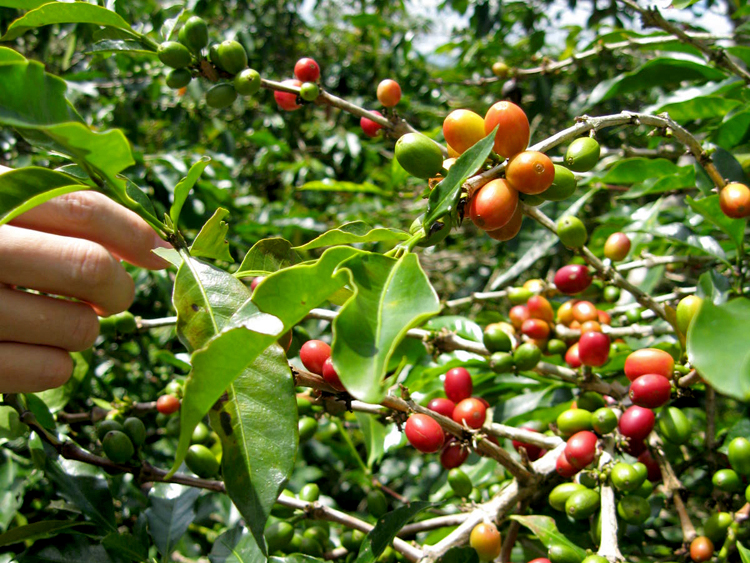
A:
[
  {"left": 489, "top": 352, "right": 514, "bottom": 374},
  {"left": 299, "top": 536, "right": 323, "bottom": 557},
  {"left": 491, "top": 61, "right": 509, "bottom": 77},
  {"left": 166, "top": 69, "right": 192, "bottom": 89},
  {"left": 185, "top": 444, "right": 220, "bottom": 478},
  {"left": 676, "top": 295, "right": 703, "bottom": 334},
  {"left": 508, "top": 287, "right": 533, "bottom": 305},
  {"left": 300, "top": 340, "right": 331, "bottom": 375},
  {"left": 265, "top": 521, "right": 294, "bottom": 553},
  {"left": 548, "top": 483, "right": 586, "bottom": 511},
  {"left": 572, "top": 300, "right": 597, "bottom": 323},
  {"left": 637, "top": 450, "right": 661, "bottom": 482},
  {"left": 629, "top": 374, "right": 671, "bottom": 408},
  {"left": 565, "top": 343, "right": 582, "bottom": 368},
  {"left": 440, "top": 440, "right": 469, "bottom": 469},
  {"left": 179, "top": 16, "right": 208, "bottom": 52},
  {"left": 513, "top": 342, "right": 541, "bottom": 371},
  {"left": 250, "top": 276, "right": 264, "bottom": 291},
  {"left": 565, "top": 488, "right": 600, "bottom": 520},
  {"left": 360, "top": 110, "right": 383, "bottom": 138},
  {"left": 97, "top": 419, "right": 124, "bottom": 441},
  {"left": 557, "top": 216, "right": 588, "bottom": 248},
  {"left": 719, "top": 182, "right": 750, "bottom": 218},
  {"left": 555, "top": 451, "right": 579, "bottom": 477},
  {"left": 565, "top": 137, "right": 600, "bottom": 172},
  {"left": 299, "top": 417, "right": 318, "bottom": 442},
  {"left": 377, "top": 79, "right": 401, "bottom": 107},
  {"left": 367, "top": 489, "right": 388, "bottom": 517},
  {"left": 624, "top": 348, "right": 674, "bottom": 381},
  {"left": 157, "top": 394, "right": 180, "bottom": 415},
  {"left": 405, "top": 414, "right": 444, "bottom": 453},
  {"left": 728, "top": 436, "right": 750, "bottom": 474},
  {"left": 591, "top": 407, "right": 617, "bottom": 435},
  {"left": 484, "top": 101, "right": 529, "bottom": 158},
  {"left": 395, "top": 132, "right": 444, "bottom": 179},
  {"left": 704, "top": 512, "right": 733, "bottom": 543},
  {"left": 341, "top": 530, "right": 365, "bottom": 553},
  {"left": 322, "top": 358, "right": 345, "bottom": 392},
  {"left": 610, "top": 462, "right": 645, "bottom": 492},
  {"left": 483, "top": 324, "right": 512, "bottom": 353},
  {"left": 486, "top": 203, "right": 523, "bottom": 241},
  {"left": 192, "top": 421, "right": 210, "bottom": 444},
  {"left": 294, "top": 57, "right": 320, "bottom": 82},
  {"left": 690, "top": 536, "right": 714, "bottom": 563},
  {"left": 274, "top": 79, "right": 303, "bottom": 111},
  {"left": 619, "top": 406, "right": 655, "bottom": 442},
  {"left": 548, "top": 543, "right": 581, "bottom": 563},
  {"left": 216, "top": 40, "right": 247, "bottom": 74},
  {"left": 506, "top": 151, "right": 555, "bottom": 195},
  {"left": 122, "top": 417, "right": 146, "bottom": 447},
  {"left": 444, "top": 367, "right": 473, "bottom": 403},
  {"left": 509, "top": 304, "right": 530, "bottom": 329},
  {"left": 470, "top": 523, "right": 501, "bottom": 561},
  {"left": 522, "top": 318, "right": 550, "bottom": 340},
  {"left": 625, "top": 307, "right": 642, "bottom": 323},
  {"left": 577, "top": 392, "right": 605, "bottom": 412},
  {"left": 542, "top": 165, "right": 577, "bottom": 202},
  {"left": 512, "top": 427, "right": 543, "bottom": 461},
  {"left": 581, "top": 556, "right": 607, "bottom": 563},
  {"left": 603, "top": 285, "right": 621, "bottom": 303},
  {"left": 617, "top": 495, "right": 650, "bottom": 525},
  {"left": 564, "top": 431, "right": 597, "bottom": 469},
  {"left": 469, "top": 178, "right": 519, "bottom": 231},
  {"left": 297, "top": 483, "right": 320, "bottom": 503},
  {"left": 205, "top": 83, "right": 237, "bottom": 109},
  {"left": 713, "top": 468, "right": 742, "bottom": 492},
  {"left": 102, "top": 430, "right": 135, "bottom": 463},
  {"left": 443, "top": 109, "right": 485, "bottom": 154},
  {"left": 299, "top": 82, "right": 320, "bottom": 102},
  {"left": 578, "top": 331, "right": 610, "bottom": 367},
  {"left": 527, "top": 295, "right": 554, "bottom": 322},
  {"left": 234, "top": 69, "right": 261, "bottom": 95},
  {"left": 554, "top": 265, "right": 592, "bottom": 295},
  {"left": 448, "top": 468, "right": 473, "bottom": 497},
  {"left": 158, "top": 41, "right": 192, "bottom": 69},
  {"left": 547, "top": 339, "right": 567, "bottom": 355},
  {"left": 453, "top": 398, "right": 487, "bottom": 429},
  {"left": 604, "top": 232, "right": 631, "bottom": 261},
  {"left": 428, "top": 398, "right": 456, "bottom": 419}
]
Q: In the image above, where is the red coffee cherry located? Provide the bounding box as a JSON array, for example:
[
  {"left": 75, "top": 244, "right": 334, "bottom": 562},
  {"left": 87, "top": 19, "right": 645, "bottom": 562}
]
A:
[
  {"left": 529, "top": 560, "right": 552, "bottom": 563},
  {"left": 629, "top": 374, "right": 671, "bottom": 408},
  {"left": 580, "top": 320, "right": 602, "bottom": 334},
  {"left": 624, "top": 348, "right": 674, "bottom": 381},
  {"left": 719, "top": 182, "right": 750, "bottom": 219},
  {"left": 505, "top": 151, "right": 555, "bottom": 195},
  {"left": 453, "top": 398, "right": 487, "bottom": 429},
  {"left": 522, "top": 318, "right": 551, "bottom": 340},
  {"left": 572, "top": 300, "right": 598, "bottom": 323},
  {"left": 637, "top": 450, "right": 662, "bottom": 482},
  {"left": 565, "top": 343, "right": 582, "bottom": 368},
  {"left": 619, "top": 406, "right": 655, "bottom": 442},
  {"left": 564, "top": 430, "right": 598, "bottom": 469},
  {"left": 469, "top": 178, "right": 519, "bottom": 231},
  {"left": 597, "top": 310, "right": 611, "bottom": 325},
  {"left": 509, "top": 304, "right": 531, "bottom": 329},
  {"left": 554, "top": 265, "right": 592, "bottom": 295},
  {"left": 512, "top": 427, "right": 543, "bottom": 461},
  {"left": 577, "top": 332, "right": 610, "bottom": 367},
  {"left": 625, "top": 438, "right": 647, "bottom": 457},
  {"left": 484, "top": 101, "right": 530, "bottom": 158},
  {"left": 360, "top": 110, "right": 383, "bottom": 138},
  {"left": 405, "top": 413, "right": 444, "bottom": 453},
  {"left": 604, "top": 232, "right": 631, "bottom": 261},
  {"left": 527, "top": 295, "right": 554, "bottom": 322},
  {"left": 486, "top": 204, "right": 523, "bottom": 241},
  {"left": 444, "top": 368, "right": 473, "bottom": 403},
  {"left": 427, "top": 398, "right": 456, "bottom": 419},
  {"left": 322, "top": 358, "right": 345, "bottom": 392},
  {"left": 274, "top": 79, "right": 302, "bottom": 111},
  {"left": 299, "top": 340, "right": 331, "bottom": 375},
  {"left": 250, "top": 276, "right": 264, "bottom": 290},
  {"left": 377, "top": 79, "right": 401, "bottom": 107},
  {"left": 555, "top": 450, "right": 579, "bottom": 477},
  {"left": 294, "top": 58, "right": 320, "bottom": 82},
  {"left": 690, "top": 536, "right": 714, "bottom": 563},
  {"left": 440, "top": 440, "right": 469, "bottom": 469},
  {"left": 157, "top": 394, "right": 180, "bottom": 415}
]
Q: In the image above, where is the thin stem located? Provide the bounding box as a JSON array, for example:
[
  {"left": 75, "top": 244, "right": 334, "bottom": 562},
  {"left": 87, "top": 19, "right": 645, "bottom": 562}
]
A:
[{"left": 597, "top": 441, "right": 623, "bottom": 562}]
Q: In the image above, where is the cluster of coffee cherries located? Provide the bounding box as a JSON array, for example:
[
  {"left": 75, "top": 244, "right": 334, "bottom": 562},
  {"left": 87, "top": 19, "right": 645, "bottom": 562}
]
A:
[
  {"left": 273, "top": 57, "right": 324, "bottom": 111},
  {"left": 359, "top": 79, "right": 402, "bottom": 138},
  {"left": 298, "top": 339, "right": 345, "bottom": 391}
]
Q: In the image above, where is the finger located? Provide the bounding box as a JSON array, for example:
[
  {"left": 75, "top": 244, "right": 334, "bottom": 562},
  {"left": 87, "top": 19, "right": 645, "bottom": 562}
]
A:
[
  {"left": 0, "top": 342, "right": 73, "bottom": 393},
  {"left": 10, "top": 190, "right": 172, "bottom": 270},
  {"left": 0, "top": 287, "right": 100, "bottom": 352},
  {"left": 0, "top": 225, "right": 135, "bottom": 316}
]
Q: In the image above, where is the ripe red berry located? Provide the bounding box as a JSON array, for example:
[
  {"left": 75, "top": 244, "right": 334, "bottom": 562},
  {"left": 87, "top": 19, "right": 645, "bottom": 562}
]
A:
[
  {"left": 405, "top": 413, "right": 444, "bottom": 453},
  {"left": 555, "top": 450, "right": 579, "bottom": 477},
  {"left": 604, "top": 232, "right": 631, "bottom": 261},
  {"left": 577, "top": 331, "right": 610, "bottom": 367},
  {"left": 629, "top": 374, "right": 671, "bottom": 408},
  {"left": 377, "top": 79, "right": 401, "bottom": 107},
  {"left": 719, "top": 182, "right": 750, "bottom": 219},
  {"left": 564, "top": 430, "right": 598, "bottom": 469},
  {"left": 157, "top": 394, "right": 180, "bottom": 415},
  {"left": 484, "top": 101, "right": 530, "bottom": 158},
  {"left": 322, "top": 357, "right": 345, "bottom": 392},
  {"left": 527, "top": 295, "right": 554, "bottom": 322},
  {"left": 619, "top": 405, "right": 655, "bottom": 442},
  {"left": 624, "top": 348, "right": 674, "bottom": 381},
  {"left": 444, "top": 368, "right": 473, "bottom": 403},
  {"left": 250, "top": 276, "right": 264, "bottom": 290},
  {"left": 452, "top": 398, "right": 487, "bottom": 429},
  {"left": 360, "top": 110, "right": 383, "bottom": 138},
  {"left": 553, "top": 265, "right": 592, "bottom": 295},
  {"left": 624, "top": 438, "right": 647, "bottom": 457},
  {"left": 440, "top": 440, "right": 469, "bottom": 469},
  {"left": 690, "top": 536, "right": 714, "bottom": 563},
  {"left": 427, "top": 398, "right": 456, "bottom": 419},
  {"left": 521, "top": 318, "right": 550, "bottom": 340},
  {"left": 512, "top": 427, "right": 543, "bottom": 461},
  {"left": 509, "top": 305, "right": 530, "bottom": 329},
  {"left": 565, "top": 343, "right": 582, "bottom": 368},
  {"left": 274, "top": 79, "right": 302, "bottom": 111},
  {"left": 299, "top": 340, "right": 331, "bottom": 375},
  {"left": 637, "top": 450, "right": 662, "bottom": 482},
  {"left": 294, "top": 57, "right": 320, "bottom": 82}
]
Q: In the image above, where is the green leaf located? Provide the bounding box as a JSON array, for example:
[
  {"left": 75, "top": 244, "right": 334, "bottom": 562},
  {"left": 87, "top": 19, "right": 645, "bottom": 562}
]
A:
[
  {"left": 86, "top": 40, "right": 156, "bottom": 55},
  {"left": 298, "top": 179, "right": 386, "bottom": 195},
  {"left": 0, "top": 1, "right": 49, "bottom": 8},
  {"left": 333, "top": 252, "right": 440, "bottom": 403},
  {"left": 0, "top": 46, "right": 25, "bottom": 62},
  {"left": 15, "top": 535, "right": 118, "bottom": 563},
  {"left": 713, "top": 109, "right": 750, "bottom": 149},
  {"left": 294, "top": 221, "right": 409, "bottom": 251},
  {"left": 191, "top": 207, "right": 234, "bottom": 263},
  {"left": 145, "top": 485, "right": 200, "bottom": 557},
  {"left": 654, "top": 96, "right": 740, "bottom": 123},
  {"left": 425, "top": 316, "right": 483, "bottom": 342},
  {"left": 602, "top": 158, "right": 680, "bottom": 184},
  {"left": 587, "top": 54, "right": 727, "bottom": 107},
  {"left": 739, "top": 541, "right": 750, "bottom": 563},
  {"left": 437, "top": 547, "right": 479, "bottom": 563},
  {"left": 425, "top": 127, "right": 496, "bottom": 229},
  {"left": 23, "top": 394, "right": 54, "bottom": 430},
  {"left": 101, "top": 532, "right": 149, "bottom": 562},
  {"left": 711, "top": 147, "right": 750, "bottom": 185},
  {"left": 697, "top": 270, "right": 731, "bottom": 305},
  {"left": 510, "top": 515, "right": 586, "bottom": 559},
  {"left": 687, "top": 298, "right": 750, "bottom": 401},
  {"left": 355, "top": 502, "right": 435, "bottom": 563},
  {"left": 671, "top": 0, "right": 700, "bottom": 7},
  {"left": 617, "top": 166, "right": 695, "bottom": 199},
  {"left": 171, "top": 157, "right": 210, "bottom": 227},
  {"left": 0, "top": 406, "right": 26, "bottom": 441},
  {"left": 209, "top": 526, "right": 264, "bottom": 563},
  {"left": 0, "top": 521, "right": 94, "bottom": 548},
  {"left": 209, "top": 346, "right": 297, "bottom": 554},
  {"left": 234, "top": 238, "right": 299, "bottom": 278},
  {"left": 1, "top": 3, "right": 138, "bottom": 41},
  {"left": 686, "top": 195, "right": 745, "bottom": 252},
  {"left": 0, "top": 166, "right": 85, "bottom": 227},
  {"left": 355, "top": 412, "right": 387, "bottom": 469}
]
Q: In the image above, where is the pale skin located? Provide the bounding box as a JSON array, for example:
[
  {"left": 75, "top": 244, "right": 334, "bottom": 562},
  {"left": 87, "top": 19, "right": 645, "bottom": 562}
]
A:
[{"left": 0, "top": 164, "right": 171, "bottom": 393}]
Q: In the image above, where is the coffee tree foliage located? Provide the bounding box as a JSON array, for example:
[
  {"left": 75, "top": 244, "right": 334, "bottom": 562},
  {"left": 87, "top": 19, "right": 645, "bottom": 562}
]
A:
[{"left": 0, "top": 0, "right": 749, "bottom": 562}]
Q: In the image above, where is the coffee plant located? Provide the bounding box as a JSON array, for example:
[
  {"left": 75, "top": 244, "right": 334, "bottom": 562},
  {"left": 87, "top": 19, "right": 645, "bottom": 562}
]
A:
[{"left": 0, "top": 1, "right": 749, "bottom": 562}]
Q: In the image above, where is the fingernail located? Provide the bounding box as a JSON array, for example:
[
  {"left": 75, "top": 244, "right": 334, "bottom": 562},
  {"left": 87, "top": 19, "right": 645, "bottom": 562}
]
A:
[{"left": 153, "top": 232, "right": 173, "bottom": 250}]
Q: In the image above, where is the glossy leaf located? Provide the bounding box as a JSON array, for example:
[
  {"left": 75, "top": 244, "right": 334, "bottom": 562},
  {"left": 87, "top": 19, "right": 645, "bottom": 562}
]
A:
[
  {"left": 510, "top": 515, "right": 586, "bottom": 559},
  {"left": 713, "top": 109, "right": 750, "bottom": 149},
  {"left": 15, "top": 535, "right": 117, "bottom": 563},
  {"left": 101, "top": 532, "right": 149, "bottom": 562},
  {"left": 355, "top": 412, "right": 387, "bottom": 469},
  {"left": 425, "top": 127, "right": 496, "bottom": 229},
  {"left": 0, "top": 520, "right": 93, "bottom": 548},
  {"left": 235, "top": 238, "right": 299, "bottom": 278},
  {"left": 146, "top": 485, "right": 200, "bottom": 557},
  {"left": 0, "top": 46, "right": 25, "bottom": 62},
  {"left": 209, "top": 525, "right": 264, "bottom": 563},
  {"left": 738, "top": 542, "right": 750, "bottom": 563},
  {"left": 1, "top": 3, "right": 138, "bottom": 41},
  {"left": 191, "top": 208, "right": 234, "bottom": 262},
  {"left": 171, "top": 156, "right": 210, "bottom": 227},
  {"left": 617, "top": 166, "right": 694, "bottom": 199},
  {"left": 425, "top": 315, "right": 483, "bottom": 342},
  {"left": 86, "top": 40, "right": 156, "bottom": 55},
  {"left": 209, "top": 346, "right": 296, "bottom": 553},
  {"left": 298, "top": 179, "right": 386, "bottom": 194},
  {"left": 602, "top": 158, "right": 680, "bottom": 184},
  {"left": 355, "top": 501, "right": 434, "bottom": 563},
  {"left": 688, "top": 297, "right": 750, "bottom": 401},
  {"left": 686, "top": 195, "right": 745, "bottom": 252},
  {"left": 294, "top": 221, "right": 409, "bottom": 251},
  {"left": 333, "top": 252, "right": 440, "bottom": 403},
  {"left": 438, "top": 547, "right": 479, "bottom": 563},
  {"left": 655, "top": 96, "right": 739, "bottom": 123}
]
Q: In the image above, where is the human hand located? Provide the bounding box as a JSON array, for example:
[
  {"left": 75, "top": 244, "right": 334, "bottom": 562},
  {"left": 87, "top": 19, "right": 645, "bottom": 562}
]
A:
[{"left": 0, "top": 168, "right": 171, "bottom": 393}]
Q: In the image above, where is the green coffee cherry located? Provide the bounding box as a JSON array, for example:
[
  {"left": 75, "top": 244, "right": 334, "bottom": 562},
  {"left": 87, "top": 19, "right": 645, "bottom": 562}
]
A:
[
  {"left": 556, "top": 409, "right": 593, "bottom": 436},
  {"left": 728, "top": 437, "right": 750, "bottom": 475},
  {"left": 185, "top": 444, "right": 220, "bottom": 478},
  {"left": 489, "top": 352, "right": 514, "bottom": 374},
  {"left": 303, "top": 526, "right": 329, "bottom": 548},
  {"left": 296, "top": 397, "right": 313, "bottom": 415},
  {"left": 565, "top": 137, "right": 601, "bottom": 172},
  {"left": 367, "top": 489, "right": 388, "bottom": 518},
  {"left": 122, "top": 417, "right": 146, "bottom": 447},
  {"left": 591, "top": 408, "right": 617, "bottom": 435},
  {"left": 610, "top": 462, "right": 645, "bottom": 493},
  {"left": 299, "top": 536, "right": 323, "bottom": 557},
  {"left": 299, "top": 82, "right": 320, "bottom": 101},
  {"left": 557, "top": 216, "right": 587, "bottom": 248},
  {"left": 547, "top": 339, "right": 567, "bottom": 355},
  {"left": 164, "top": 379, "right": 183, "bottom": 397},
  {"left": 448, "top": 468, "right": 473, "bottom": 497},
  {"left": 520, "top": 192, "right": 545, "bottom": 206},
  {"left": 548, "top": 542, "right": 583, "bottom": 563},
  {"left": 299, "top": 417, "right": 318, "bottom": 442},
  {"left": 625, "top": 308, "right": 642, "bottom": 323},
  {"left": 191, "top": 421, "right": 210, "bottom": 444},
  {"left": 513, "top": 342, "right": 541, "bottom": 371},
  {"left": 96, "top": 419, "right": 124, "bottom": 441},
  {"left": 394, "top": 133, "right": 444, "bottom": 179},
  {"left": 102, "top": 430, "right": 135, "bottom": 463},
  {"left": 483, "top": 326, "right": 512, "bottom": 353},
  {"left": 206, "top": 83, "right": 237, "bottom": 109},
  {"left": 543, "top": 165, "right": 577, "bottom": 201},
  {"left": 603, "top": 286, "right": 621, "bottom": 303},
  {"left": 178, "top": 16, "right": 208, "bottom": 52},
  {"left": 166, "top": 69, "right": 192, "bottom": 89},
  {"left": 617, "top": 495, "right": 650, "bottom": 525},
  {"left": 576, "top": 392, "right": 605, "bottom": 412},
  {"left": 548, "top": 482, "right": 587, "bottom": 512},
  {"left": 565, "top": 488, "right": 600, "bottom": 520},
  {"left": 158, "top": 41, "right": 192, "bottom": 69},
  {"left": 299, "top": 483, "right": 320, "bottom": 502},
  {"left": 712, "top": 468, "right": 742, "bottom": 492},
  {"left": 632, "top": 478, "right": 653, "bottom": 498},
  {"left": 657, "top": 407, "right": 691, "bottom": 445},
  {"left": 216, "top": 39, "right": 248, "bottom": 74},
  {"left": 234, "top": 69, "right": 261, "bottom": 95},
  {"left": 703, "top": 512, "right": 732, "bottom": 543},
  {"left": 271, "top": 489, "right": 296, "bottom": 518},
  {"left": 341, "top": 530, "right": 365, "bottom": 552},
  {"left": 632, "top": 462, "right": 648, "bottom": 483},
  {"left": 578, "top": 470, "right": 599, "bottom": 489},
  {"left": 265, "top": 522, "right": 294, "bottom": 553},
  {"left": 581, "top": 555, "right": 608, "bottom": 563},
  {"left": 507, "top": 287, "right": 533, "bottom": 305}
]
